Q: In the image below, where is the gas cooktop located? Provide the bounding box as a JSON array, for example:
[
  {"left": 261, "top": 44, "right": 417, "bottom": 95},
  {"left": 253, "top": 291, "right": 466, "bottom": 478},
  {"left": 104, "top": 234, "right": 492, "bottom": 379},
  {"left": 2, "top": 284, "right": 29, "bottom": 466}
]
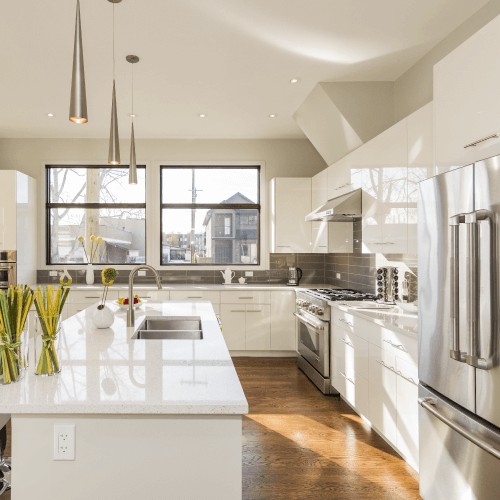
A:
[{"left": 305, "top": 288, "right": 378, "bottom": 302}]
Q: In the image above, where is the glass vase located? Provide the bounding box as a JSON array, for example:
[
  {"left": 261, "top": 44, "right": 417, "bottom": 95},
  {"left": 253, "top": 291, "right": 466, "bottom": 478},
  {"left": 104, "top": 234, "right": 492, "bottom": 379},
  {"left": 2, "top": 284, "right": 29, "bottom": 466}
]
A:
[
  {"left": 34, "top": 315, "right": 62, "bottom": 377},
  {"left": 0, "top": 322, "right": 28, "bottom": 385}
]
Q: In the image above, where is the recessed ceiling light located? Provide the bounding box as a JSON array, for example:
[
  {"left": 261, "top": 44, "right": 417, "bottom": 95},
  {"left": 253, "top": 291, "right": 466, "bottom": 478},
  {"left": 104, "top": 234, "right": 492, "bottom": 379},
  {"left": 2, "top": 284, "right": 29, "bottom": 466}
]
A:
[
  {"left": 198, "top": 113, "right": 206, "bottom": 118},
  {"left": 128, "top": 113, "right": 137, "bottom": 118},
  {"left": 269, "top": 114, "right": 277, "bottom": 118},
  {"left": 47, "top": 113, "right": 55, "bottom": 117},
  {"left": 290, "top": 78, "right": 300, "bottom": 84}
]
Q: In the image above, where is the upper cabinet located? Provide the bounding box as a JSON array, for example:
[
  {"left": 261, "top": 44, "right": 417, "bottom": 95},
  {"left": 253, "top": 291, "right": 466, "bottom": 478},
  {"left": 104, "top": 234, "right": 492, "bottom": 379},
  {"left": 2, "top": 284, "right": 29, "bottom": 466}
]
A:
[
  {"left": 270, "top": 178, "right": 312, "bottom": 253},
  {"left": 311, "top": 170, "right": 328, "bottom": 253},
  {"left": 434, "top": 14, "right": 500, "bottom": 170}
]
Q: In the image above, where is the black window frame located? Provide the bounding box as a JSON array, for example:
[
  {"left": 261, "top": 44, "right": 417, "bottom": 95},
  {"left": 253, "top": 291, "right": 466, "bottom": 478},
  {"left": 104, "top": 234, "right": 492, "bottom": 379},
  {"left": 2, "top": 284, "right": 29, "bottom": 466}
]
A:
[
  {"left": 45, "top": 165, "right": 147, "bottom": 266},
  {"left": 160, "top": 165, "right": 261, "bottom": 266}
]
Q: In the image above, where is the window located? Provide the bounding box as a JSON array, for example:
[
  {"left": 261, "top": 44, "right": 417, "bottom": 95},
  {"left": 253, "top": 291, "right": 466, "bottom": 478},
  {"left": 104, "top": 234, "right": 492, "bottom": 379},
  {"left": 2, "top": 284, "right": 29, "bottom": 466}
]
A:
[
  {"left": 160, "top": 166, "right": 260, "bottom": 265},
  {"left": 46, "top": 166, "right": 146, "bottom": 265}
]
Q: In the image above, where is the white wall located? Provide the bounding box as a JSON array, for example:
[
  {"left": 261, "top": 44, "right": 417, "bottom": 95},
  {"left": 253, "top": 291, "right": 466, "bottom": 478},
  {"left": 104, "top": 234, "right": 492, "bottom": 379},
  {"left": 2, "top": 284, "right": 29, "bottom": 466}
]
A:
[{"left": 0, "top": 138, "right": 326, "bottom": 270}]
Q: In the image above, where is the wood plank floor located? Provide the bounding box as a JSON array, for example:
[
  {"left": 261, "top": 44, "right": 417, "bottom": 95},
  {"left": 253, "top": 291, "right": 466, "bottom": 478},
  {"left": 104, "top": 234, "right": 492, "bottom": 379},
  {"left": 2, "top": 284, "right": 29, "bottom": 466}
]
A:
[
  {"left": 234, "top": 357, "right": 421, "bottom": 500},
  {"left": 2, "top": 358, "right": 420, "bottom": 499}
]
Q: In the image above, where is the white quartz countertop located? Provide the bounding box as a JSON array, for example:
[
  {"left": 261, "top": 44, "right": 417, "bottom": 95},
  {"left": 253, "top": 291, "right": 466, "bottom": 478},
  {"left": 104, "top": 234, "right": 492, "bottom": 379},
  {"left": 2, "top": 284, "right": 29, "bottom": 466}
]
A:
[
  {"left": 0, "top": 301, "right": 249, "bottom": 415},
  {"left": 34, "top": 283, "right": 328, "bottom": 291},
  {"left": 330, "top": 302, "right": 418, "bottom": 339}
]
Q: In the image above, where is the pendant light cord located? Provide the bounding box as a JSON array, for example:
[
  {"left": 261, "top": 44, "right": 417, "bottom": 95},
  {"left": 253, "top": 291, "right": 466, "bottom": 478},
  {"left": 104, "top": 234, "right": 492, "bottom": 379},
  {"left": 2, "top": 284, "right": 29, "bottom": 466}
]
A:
[
  {"left": 131, "top": 63, "right": 134, "bottom": 123},
  {"left": 112, "top": 3, "right": 115, "bottom": 80}
]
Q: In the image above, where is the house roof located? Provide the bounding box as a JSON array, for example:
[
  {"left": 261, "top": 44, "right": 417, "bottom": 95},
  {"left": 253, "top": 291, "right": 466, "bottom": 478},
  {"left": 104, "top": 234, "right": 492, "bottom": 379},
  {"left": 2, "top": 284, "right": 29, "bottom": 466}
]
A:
[{"left": 202, "top": 192, "right": 256, "bottom": 226}]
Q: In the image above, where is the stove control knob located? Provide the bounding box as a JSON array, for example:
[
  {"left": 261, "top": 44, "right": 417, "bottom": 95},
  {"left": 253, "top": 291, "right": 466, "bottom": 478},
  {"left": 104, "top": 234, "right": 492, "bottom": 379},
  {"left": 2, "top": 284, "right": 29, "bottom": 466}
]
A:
[{"left": 317, "top": 309, "right": 324, "bottom": 315}]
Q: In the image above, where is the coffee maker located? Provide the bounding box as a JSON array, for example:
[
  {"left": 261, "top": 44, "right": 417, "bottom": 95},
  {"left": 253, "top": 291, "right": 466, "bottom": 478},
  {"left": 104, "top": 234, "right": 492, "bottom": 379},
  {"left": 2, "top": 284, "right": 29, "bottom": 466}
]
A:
[{"left": 287, "top": 267, "right": 303, "bottom": 286}]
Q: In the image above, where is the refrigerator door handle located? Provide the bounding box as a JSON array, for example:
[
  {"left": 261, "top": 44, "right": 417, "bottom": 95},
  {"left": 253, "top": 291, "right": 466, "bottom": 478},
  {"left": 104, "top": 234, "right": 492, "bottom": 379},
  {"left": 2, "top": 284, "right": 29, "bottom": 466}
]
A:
[
  {"left": 419, "top": 397, "right": 500, "bottom": 460},
  {"left": 449, "top": 214, "right": 467, "bottom": 362},
  {"left": 465, "top": 209, "right": 496, "bottom": 370}
]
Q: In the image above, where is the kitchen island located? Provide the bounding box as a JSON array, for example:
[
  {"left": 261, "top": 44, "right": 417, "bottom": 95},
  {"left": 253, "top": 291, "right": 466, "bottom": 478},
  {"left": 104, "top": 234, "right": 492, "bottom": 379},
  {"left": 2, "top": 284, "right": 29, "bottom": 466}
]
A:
[{"left": 0, "top": 301, "right": 248, "bottom": 500}]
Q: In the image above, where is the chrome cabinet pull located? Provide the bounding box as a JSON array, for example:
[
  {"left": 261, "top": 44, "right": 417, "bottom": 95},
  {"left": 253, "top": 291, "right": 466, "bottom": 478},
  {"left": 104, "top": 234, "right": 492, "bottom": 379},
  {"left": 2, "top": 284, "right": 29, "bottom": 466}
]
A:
[
  {"left": 188, "top": 296, "right": 203, "bottom": 299},
  {"left": 340, "top": 372, "right": 355, "bottom": 384},
  {"left": 0, "top": 478, "right": 9, "bottom": 496},
  {"left": 339, "top": 318, "right": 353, "bottom": 327},
  {"left": 339, "top": 338, "right": 354, "bottom": 348},
  {"left": 383, "top": 339, "right": 406, "bottom": 350},
  {"left": 465, "top": 209, "right": 495, "bottom": 369},
  {"left": 376, "top": 359, "right": 397, "bottom": 373},
  {"left": 230, "top": 310, "right": 246, "bottom": 313},
  {"left": 464, "top": 133, "right": 499, "bottom": 149},
  {"left": 396, "top": 370, "right": 417, "bottom": 386},
  {"left": 85, "top": 296, "right": 101, "bottom": 299},
  {"left": 247, "top": 310, "right": 262, "bottom": 313},
  {"left": 419, "top": 398, "right": 500, "bottom": 460},
  {"left": 239, "top": 297, "right": 253, "bottom": 299}
]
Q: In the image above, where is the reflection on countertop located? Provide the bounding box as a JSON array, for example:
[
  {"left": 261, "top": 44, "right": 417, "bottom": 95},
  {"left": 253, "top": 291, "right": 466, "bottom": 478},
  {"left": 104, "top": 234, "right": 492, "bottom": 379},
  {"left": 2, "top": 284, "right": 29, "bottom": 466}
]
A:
[{"left": 0, "top": 301, "right": 249, "bottom": 415}]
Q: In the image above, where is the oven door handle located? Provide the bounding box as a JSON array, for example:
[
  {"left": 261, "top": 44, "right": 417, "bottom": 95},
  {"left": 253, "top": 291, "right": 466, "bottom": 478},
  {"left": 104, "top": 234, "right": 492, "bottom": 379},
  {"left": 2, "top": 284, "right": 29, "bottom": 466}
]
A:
[
  {"left": 0, "top": 265, "right": 13, "bottom": 270},
  {"left": 293, "top": 312, "right": 324, "bottom": 331}
]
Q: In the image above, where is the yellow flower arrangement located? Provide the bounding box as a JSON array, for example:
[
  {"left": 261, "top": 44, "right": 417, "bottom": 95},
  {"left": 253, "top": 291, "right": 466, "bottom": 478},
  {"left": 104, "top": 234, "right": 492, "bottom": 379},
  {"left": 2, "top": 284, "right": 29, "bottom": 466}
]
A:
[{"left": 77, "top": 235, "right": 103, "bottom": 264}]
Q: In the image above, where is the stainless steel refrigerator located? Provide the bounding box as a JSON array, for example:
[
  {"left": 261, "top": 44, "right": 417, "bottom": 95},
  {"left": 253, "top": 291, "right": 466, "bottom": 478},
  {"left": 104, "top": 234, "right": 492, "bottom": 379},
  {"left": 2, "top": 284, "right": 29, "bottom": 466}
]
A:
[{"left": 418, "top": 155, "right": 500, "bottom": 499}]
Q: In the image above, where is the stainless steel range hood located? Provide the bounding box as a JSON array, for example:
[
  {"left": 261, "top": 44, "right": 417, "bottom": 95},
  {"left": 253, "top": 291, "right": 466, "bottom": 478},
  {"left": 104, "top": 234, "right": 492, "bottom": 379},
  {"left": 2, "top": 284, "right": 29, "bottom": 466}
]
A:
[{"left": 305, "top": 188, "right": 362, "bottom": 222}]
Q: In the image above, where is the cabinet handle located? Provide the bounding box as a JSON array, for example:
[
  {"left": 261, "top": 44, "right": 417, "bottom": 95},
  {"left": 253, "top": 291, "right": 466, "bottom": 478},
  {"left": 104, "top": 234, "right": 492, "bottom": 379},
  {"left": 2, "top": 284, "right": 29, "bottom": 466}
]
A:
[
  {"left": 383, "top": 339, "right": 406, "bottom": 351},
  {"left": 231, "top": 310, "right": 246, "bottom": 313},
  {"left": 239, "top": 297, "right": 253, "bottom": 299},
  {"left": 340, "top": 372, "right": 355, "bottom": 384},
  {"left": 376, "top": 359, "right": 397, "bottom": 373},
  {"left": 247, "top": 310, "right": 262, "bottom": 313},
  {"left": 188, "top": 296, "right": 203, "bottom": 299},
  {"left": 319, "top": 246, "right": 327, "bottom": 248},
  {"left": 396, "top": 370, "right": 418, "bottom": 386},
  {"left": 85, "top": 296, "right": 101, "bottom": 299},
  {"left": 339, "top": 338, "right": 354, "bottom": 348},
  {"left": 340, "top": 318, "right": 353, "bottom": 327},
  {"left": 464, "top": 133, "right": 499, "bottom": 149},
  {"left": 277, "top": 245, "right": 291, "bottom": 247}
]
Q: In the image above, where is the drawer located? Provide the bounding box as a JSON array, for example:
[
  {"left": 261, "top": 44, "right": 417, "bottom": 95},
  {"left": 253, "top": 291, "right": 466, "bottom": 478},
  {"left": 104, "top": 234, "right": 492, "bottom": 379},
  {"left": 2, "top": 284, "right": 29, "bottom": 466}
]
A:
[
  {"left": 149, "top": 290, "right": 170, "bottom": 301},
  {"left": 127, "top": 290, "right": 158, "bottom": 300},
  {"left": 396, "top": 356, "right": 418, "bottom": 386},
  {"left": 67, "top": 290, "right": 119, "bottom": 305},
  {"left": 170, "top": 290, "right": 220, "bottom": 303},
  {"left": 332, "top": 308, "right": 373, "bottom": 339},
  {"left": 331, "top": 335, "right": 346, "bottom": 397},
  {"left": 335, "top": 328, "right": 369, "bottom": 381},
  {"left": 376, "top": 327, "right": 418, "bottom": 366},
  {"left": 220, "top": 290, "right": 270, "bottom": 304}
]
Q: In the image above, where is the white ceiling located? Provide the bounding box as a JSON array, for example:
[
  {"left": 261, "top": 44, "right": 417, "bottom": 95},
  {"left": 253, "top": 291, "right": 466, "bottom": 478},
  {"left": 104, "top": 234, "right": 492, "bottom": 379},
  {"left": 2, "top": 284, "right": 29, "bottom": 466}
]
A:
[{"left": 0, "top": 0, "right": 489, "bottom": 139}]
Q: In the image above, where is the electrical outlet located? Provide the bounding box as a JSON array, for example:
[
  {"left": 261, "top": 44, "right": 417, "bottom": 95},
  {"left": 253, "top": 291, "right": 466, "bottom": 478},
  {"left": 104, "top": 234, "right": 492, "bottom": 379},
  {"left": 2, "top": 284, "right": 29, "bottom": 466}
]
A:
[
  {"left": 49, "top": 271, "right": 58, "bottom": 277},
  {"left": 245, "top": 271, "right": 253, "bottom": 277},
  {"left": 54, "top": 425, "right": 75, "bottom": 461},
  {"left": 138, "top": 271, "right": 146, "bottom": 277},
  {"left": 336, "top": 273, "right": 341, "bottom": 279}
]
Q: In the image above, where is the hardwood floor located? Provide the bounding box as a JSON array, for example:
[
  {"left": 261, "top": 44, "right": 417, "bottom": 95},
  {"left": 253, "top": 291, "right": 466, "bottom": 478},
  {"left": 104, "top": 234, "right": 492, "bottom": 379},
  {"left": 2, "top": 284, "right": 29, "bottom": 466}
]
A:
[
  {"left": 2, "top": 358, "right": 420, "bottom": 499},
  {"left": 235, "top": 357, "right": 420, "bottom": 500}
]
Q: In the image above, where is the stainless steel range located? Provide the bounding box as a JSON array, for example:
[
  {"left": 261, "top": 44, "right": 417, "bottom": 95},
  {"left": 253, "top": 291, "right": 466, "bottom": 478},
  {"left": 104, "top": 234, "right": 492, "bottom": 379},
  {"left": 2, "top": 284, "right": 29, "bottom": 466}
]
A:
[{"left": 295, "top": 288, "right": 378, "bottom": 394}]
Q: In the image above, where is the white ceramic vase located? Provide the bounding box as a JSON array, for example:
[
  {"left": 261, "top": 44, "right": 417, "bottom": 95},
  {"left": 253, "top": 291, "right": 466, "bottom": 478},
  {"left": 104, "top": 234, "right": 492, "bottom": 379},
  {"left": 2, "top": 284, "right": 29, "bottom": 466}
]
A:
[
  {"left": 86, "top": 263, "right": 94, "bottom": 285},
  {"left": 91, "top": 305, "right": 114, "bottom": 329}
]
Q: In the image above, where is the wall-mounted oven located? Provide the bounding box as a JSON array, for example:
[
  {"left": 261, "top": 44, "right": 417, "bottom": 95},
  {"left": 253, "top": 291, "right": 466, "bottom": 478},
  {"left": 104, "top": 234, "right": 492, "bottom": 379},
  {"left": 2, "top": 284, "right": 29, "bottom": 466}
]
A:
[{"left": 0, "top": 251, "right": 16, "bottom": 291}]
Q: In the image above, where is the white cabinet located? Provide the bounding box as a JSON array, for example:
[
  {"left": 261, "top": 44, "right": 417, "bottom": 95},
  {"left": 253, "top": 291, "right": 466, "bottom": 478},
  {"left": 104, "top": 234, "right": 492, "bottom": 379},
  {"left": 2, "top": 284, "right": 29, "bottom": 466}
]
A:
[
  {"left": 369, "top": 343, "right": 398, "bottom": 446},
  {"left": 396, "top": 357, "right": 419, "bottom": 471},
  {"left": 246, "top": 305, "right": 271, "bottom": 350},
  {"left": 270, "top": 291, "right": 296, "bottom": 351},
  {"left": 327, "top": 148, "right": 361, "bottom": 199},
  {"left": 170, "top": 290, "right": 220, "bottom": 315},
  {"left": 270, "top": 178, "right": 312, "bottom": 253},
  {"left": 434, "top": 14, "right": 500, "bottom": 170},
  {"left": 220, "top": 304, "right": 246, "bottom": 350},
  {"left": 311, "top": 170, "right": 328, "bottom": 253},
  {"left": 360, "top": 119, "right": 408, "bottom": 254}
]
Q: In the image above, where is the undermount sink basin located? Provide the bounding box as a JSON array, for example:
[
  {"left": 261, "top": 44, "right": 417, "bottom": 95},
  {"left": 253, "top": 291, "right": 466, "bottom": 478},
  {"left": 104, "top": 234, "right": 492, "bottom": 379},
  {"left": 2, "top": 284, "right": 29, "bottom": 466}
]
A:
[{"left": 133, "top": 316, "right": 203, "bottom": 340}]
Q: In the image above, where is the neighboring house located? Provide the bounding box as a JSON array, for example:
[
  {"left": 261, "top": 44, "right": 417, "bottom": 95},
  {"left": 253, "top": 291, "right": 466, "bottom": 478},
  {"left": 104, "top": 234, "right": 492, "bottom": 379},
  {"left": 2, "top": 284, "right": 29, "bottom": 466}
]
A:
[{"left": 202, "top": 192, "right": 258, "bottom": 264}]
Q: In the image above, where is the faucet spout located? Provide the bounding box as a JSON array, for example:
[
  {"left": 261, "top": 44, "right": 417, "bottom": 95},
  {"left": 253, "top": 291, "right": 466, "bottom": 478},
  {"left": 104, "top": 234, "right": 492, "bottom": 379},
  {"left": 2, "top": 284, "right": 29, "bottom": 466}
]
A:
[{"left": 127, "top": 265, "right": 162, "bottom": 327}]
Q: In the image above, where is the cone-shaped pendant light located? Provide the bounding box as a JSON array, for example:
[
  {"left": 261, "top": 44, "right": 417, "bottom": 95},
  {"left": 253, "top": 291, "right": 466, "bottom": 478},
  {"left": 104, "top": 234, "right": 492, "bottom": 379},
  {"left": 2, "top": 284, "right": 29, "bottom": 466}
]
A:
[
  {"left": 107, "top": 0, "right": 122, "bottom": 165},
  {"left": 69, "top": 0, "right": 88, "bottom": 124},
  {"left": 126, "top": 55, "right": 139, "bottom": 184}
]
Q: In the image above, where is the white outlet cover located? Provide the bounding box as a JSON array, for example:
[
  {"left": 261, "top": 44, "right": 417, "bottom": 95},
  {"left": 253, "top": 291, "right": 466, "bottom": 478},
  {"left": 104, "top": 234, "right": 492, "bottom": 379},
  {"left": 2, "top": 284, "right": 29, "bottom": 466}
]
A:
[
  {"left": 138, "top": 271, "right": 146, "bottom": 276},
  {"left": 336, "top": 273, "right": 341, "bottom": 279},
  {"left": 49, "top": 271, "right": 58, "bottom": 277},
  {"left": 245, "top": 271, "right": 253, "bottom": 277},
  {"left": 54, "top": 424, "right": 75, "bottom": 461}
]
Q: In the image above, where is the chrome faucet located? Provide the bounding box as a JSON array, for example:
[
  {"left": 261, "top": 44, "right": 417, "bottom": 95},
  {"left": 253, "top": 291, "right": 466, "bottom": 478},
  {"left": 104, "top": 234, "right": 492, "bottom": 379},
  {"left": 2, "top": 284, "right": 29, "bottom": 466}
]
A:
[{"left": 127, "top": 265, "right": 162, "bottom": 327}]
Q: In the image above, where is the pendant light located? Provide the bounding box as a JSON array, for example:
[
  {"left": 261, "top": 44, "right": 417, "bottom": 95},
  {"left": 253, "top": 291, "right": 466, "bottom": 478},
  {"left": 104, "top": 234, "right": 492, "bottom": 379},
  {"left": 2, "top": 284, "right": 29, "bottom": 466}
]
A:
[
  {"left": 126, "top": 55, "right": 139, "bottom": 184},
  {"left": 69, "top": 0, "right": 88, "bottom": 124},
  {"left": 108, "top": 0, "right": 121, "bottom": 165}
]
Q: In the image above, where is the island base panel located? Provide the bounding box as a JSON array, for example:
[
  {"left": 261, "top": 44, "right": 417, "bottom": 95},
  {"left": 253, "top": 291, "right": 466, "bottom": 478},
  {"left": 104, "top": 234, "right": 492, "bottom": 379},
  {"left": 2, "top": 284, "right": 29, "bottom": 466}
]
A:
[{"left": 12, "top": 413, "right": 242, "bottom": 500}]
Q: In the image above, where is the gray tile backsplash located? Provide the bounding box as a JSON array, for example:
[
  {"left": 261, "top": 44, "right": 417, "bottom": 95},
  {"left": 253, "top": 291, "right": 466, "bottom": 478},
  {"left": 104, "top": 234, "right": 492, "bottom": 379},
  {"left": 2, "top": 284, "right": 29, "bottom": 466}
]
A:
[{"left": 36, "top": 251, "right": 417, "bottom": 300}]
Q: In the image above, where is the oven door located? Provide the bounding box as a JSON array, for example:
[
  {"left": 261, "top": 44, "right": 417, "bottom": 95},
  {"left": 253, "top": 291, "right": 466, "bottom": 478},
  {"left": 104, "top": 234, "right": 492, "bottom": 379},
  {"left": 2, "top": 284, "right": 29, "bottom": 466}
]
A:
[
  {"left": 0, "top": 262, "right": 15, "bottom": 288},
  {"left": 294, "top": 312, "right": 330, "bottom": 377}
]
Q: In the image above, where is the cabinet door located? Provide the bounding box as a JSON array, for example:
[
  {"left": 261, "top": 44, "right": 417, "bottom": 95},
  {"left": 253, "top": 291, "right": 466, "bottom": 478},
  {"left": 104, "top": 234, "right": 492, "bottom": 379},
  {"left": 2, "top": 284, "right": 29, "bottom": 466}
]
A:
[
  {"left": 149, "top": 290, "right": 170, "bottom": 301},
  {"left": 219, "top": 304, "right": 246, "bottom": 350},
  {"left": 396, "top": 357, "right": 419, "bottom": 471},
  {"left": 344, "top": 372, "right": 370, "bottom": 422},
  {"left": 0, "top": 171, "right": 17, "bottom": 250},
  {"left": 434, "top": 15, "right": 500, "bottom": 170},
  {"left": 273, "top": 178, "right": 312, "bottom": 253},
  {"left": 67, "top": 303, "right": 87, "bottom": 319},
  {"left": 270, "top": 291, "right": 296, "bottom": 351},
  {"left": 311, "top": 223, "right": 329, "bottom": 253},
  {"left": 369, "top": 343, "right": 398, "bottom": 446},
  {"left": 331, "top": 331, "right": 346, "bottom": 397},
  {"left": 311, "top": 169, "right": 329, "bottom": 253},
  {"left": 246, "top": 304, "right": 271, "bottom": 350}
]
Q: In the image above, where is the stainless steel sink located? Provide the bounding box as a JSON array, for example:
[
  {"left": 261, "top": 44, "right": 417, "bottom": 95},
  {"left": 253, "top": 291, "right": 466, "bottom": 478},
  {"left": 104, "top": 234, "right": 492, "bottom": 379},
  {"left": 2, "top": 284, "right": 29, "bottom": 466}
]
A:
[{"left": 133, "top": 316, "right": 203, "bottom": 340}]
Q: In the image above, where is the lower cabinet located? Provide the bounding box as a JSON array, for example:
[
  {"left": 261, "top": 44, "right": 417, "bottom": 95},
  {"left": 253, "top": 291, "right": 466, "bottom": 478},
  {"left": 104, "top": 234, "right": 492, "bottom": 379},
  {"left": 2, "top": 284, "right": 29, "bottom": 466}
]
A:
[
  {"left": 270, "top": 291, "right": 296, "bottom": 350},
  {"left": 330, "top": 306, "right": 419, "bottom": 471},
  {"left": 220, "top": 304, "right": 270, "bottom": 350}
]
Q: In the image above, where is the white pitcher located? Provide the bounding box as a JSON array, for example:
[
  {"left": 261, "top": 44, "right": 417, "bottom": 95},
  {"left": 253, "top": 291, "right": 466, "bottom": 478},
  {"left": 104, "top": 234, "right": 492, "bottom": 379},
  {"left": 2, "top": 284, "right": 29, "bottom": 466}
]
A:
[{"left": 221, "top": 268, "right": 235, "bottom": 284}]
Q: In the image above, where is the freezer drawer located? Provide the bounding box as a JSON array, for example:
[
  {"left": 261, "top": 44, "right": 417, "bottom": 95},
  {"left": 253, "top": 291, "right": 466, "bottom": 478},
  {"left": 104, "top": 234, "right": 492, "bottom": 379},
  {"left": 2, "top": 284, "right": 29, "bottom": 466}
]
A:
[{"left": 419, "top": 384, "right": 500, "bottom": 500}]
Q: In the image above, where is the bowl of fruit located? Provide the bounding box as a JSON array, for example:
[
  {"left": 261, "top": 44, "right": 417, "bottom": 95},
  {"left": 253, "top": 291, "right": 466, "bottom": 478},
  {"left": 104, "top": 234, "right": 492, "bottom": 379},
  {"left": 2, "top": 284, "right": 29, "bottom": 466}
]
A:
[{"left": 113, "top": 295, "right": 145, "bottom": 309}]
